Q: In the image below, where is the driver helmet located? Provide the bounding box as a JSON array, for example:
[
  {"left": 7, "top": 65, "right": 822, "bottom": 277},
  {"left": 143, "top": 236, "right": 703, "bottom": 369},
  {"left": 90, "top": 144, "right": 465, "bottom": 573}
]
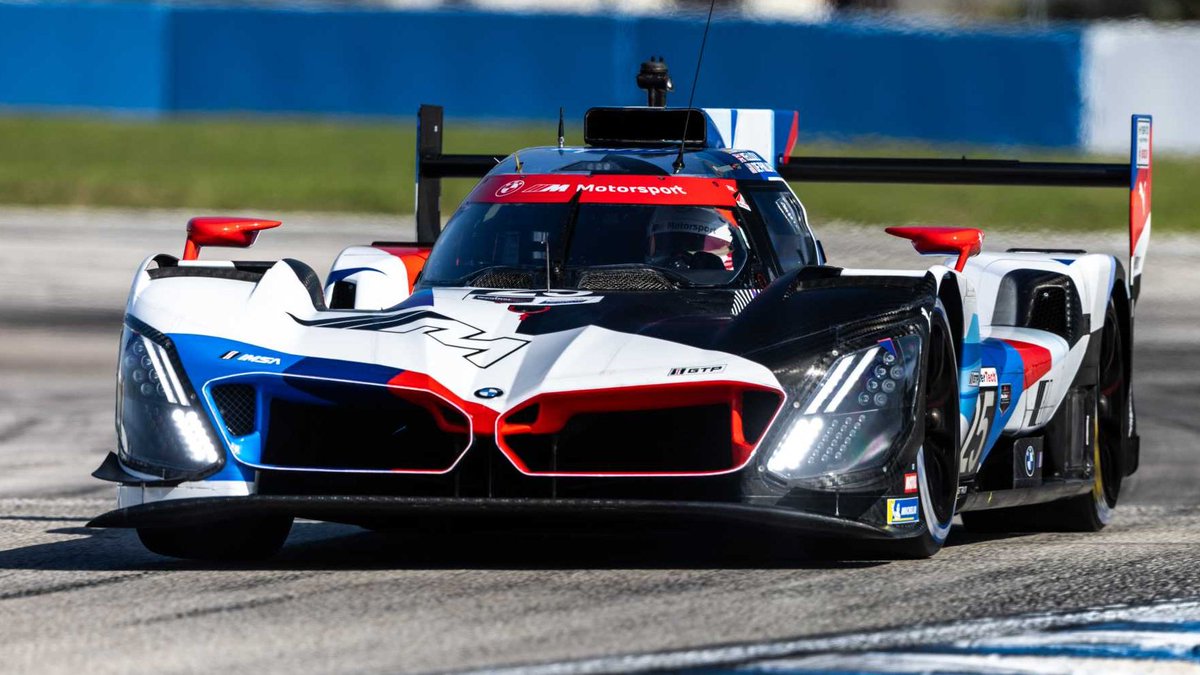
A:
[{"left": 646, "top": 206, "right": 736, "bottom": 271}]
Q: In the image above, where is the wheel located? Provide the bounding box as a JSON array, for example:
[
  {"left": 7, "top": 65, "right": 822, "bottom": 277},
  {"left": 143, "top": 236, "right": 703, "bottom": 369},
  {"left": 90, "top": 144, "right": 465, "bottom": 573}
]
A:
[
  {"left": 891, "top": 304, "right": 960, "bottom": 558},
  {"left": 961, "top": 297, "right": 1126, "bottom": 533},
  {"left": 137, "top": 516, "right": 293, "bottom": 560}
]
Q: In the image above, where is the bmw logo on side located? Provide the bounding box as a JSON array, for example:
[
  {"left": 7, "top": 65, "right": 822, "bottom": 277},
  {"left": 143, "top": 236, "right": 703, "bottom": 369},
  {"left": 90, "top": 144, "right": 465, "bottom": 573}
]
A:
[
  {"left": 474, "top": 387, "right": 504, "bottom": 399},
  {"left": 1024, "top": 446, "right": 1037, "bottom": 477}
]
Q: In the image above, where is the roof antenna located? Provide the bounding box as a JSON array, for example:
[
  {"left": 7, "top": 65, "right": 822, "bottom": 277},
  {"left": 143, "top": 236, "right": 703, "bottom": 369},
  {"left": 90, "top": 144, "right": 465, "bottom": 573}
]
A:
[
  {"left": 557, "top": 107, "right": 565, "bottom": 150},
  {"left": 673, "top": 0, "right": 718, "bottom": 174}
]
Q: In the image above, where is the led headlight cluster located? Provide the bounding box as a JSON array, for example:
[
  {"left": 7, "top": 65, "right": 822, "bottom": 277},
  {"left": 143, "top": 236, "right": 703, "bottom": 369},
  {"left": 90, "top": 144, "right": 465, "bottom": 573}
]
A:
[
  {"left": 766, "top": 334, "right": 921, "bottom": 481},
  {"left": 116, "top": 326, "right": 222, "bottom": 478}
]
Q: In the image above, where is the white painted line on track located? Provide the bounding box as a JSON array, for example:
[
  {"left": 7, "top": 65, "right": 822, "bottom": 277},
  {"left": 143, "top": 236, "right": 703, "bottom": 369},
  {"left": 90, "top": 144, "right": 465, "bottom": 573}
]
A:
[{"left": 475, "top": 598, "right": 1200, "bottom": 675}]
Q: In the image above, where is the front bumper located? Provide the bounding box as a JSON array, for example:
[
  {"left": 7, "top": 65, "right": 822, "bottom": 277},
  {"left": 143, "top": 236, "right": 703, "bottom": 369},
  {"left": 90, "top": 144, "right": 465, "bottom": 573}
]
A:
[{"left": 87, "top": 494, "right": 894, "bottom": 540}]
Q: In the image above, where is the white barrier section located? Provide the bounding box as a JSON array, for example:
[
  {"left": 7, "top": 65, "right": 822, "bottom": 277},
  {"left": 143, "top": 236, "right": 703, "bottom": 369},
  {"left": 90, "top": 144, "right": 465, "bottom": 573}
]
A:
[{"left": 1084, "top": 22, "right": 1200, "bottom": 154}]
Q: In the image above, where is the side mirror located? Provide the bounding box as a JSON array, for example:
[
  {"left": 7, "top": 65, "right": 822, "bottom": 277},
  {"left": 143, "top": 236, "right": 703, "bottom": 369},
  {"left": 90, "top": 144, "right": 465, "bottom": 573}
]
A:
[
  {"left": 885, "top": 226, "right": 983, "bottom": 272},
  {"left": 183, "top": 217, "right": 282, "bottom": 261}
]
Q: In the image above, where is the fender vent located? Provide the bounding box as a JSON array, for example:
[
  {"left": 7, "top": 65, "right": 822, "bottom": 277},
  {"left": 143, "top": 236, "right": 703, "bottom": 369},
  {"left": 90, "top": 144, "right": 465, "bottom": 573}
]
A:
[
  {"left": 212, "top": 384, "right": 257, "bottom": 436},
  {"left": 993, "top": 270, "right": 1084, "bottom": 344}
]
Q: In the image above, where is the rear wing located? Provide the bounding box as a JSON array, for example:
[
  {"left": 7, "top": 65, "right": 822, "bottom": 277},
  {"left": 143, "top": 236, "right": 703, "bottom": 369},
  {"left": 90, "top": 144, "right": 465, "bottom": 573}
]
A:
[{"left": 415, "top": 105, "right": 1152, "bottom": 302}]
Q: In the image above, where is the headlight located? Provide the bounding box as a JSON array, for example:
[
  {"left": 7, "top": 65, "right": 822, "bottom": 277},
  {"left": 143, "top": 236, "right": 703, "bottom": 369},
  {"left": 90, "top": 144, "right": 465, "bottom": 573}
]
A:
[
  {"left": 766, "top": 334, "right": 921, "bottom": 480},
  {"left": 115, "top": 325, "right": 222, "bottom": 479}
]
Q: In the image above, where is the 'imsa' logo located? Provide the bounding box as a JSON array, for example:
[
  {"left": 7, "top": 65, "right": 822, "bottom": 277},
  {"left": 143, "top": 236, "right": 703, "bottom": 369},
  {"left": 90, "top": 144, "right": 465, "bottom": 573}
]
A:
[
  {"left": 219, "top": 351, "right": 282, "bottom": 366},
  {"left": 886, "top": 497, "right": 921, "bottom": 525}
]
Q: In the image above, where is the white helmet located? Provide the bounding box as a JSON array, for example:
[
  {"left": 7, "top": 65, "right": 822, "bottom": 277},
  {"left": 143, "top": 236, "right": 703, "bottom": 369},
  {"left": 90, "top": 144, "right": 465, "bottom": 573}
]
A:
[{"left": 647, "top": 206, "right": 736, "bottom": 270}]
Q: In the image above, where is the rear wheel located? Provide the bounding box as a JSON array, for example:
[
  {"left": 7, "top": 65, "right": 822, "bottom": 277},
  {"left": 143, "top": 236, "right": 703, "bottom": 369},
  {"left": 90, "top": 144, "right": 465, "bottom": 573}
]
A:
[
  {"left": 961, "top": 298, "right": 1126, "bottom": 533},
  {"left": 137, "top": 516, "right": 293, "bottom": 560}
]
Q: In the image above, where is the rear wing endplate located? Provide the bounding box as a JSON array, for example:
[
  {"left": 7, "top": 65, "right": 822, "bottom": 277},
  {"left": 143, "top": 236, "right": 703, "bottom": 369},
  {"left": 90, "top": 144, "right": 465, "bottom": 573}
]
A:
[{"left": 415, "top": 106, "right": 1151, "bottom": 302}]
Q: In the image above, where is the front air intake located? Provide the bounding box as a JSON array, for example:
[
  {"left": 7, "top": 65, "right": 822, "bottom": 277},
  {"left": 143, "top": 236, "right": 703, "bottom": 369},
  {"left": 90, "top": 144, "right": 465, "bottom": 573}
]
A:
[
  {"left": 260, "top": 380, "right": 471, "bottom": 473},
  {"left": 497, "top": 383, "right": 783, "bottom": 476}
]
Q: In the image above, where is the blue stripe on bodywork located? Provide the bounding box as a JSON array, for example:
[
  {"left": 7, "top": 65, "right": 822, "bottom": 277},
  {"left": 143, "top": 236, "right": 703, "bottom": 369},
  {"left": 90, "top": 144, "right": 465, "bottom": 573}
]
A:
[
  {"left": 168, "top": 333, "right": 403, "bottom": 478},
  {"left": 976, "top": 338, "right": 1027, "bottom": 466},
  {"left": 326, "top": 266, "right": 382, "bottom": 285},
  {"left": 913, "top": 642, "right": 1200, "bottom": 662}
]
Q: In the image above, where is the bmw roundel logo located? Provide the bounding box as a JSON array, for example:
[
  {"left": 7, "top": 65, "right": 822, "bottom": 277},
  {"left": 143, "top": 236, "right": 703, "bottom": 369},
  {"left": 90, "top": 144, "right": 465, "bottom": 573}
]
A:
[
  {"left": 474, "top": 387, "right": 504, "bottom": 399},
  {"left": 494, "top": 179, "right": 525, "bottom": 198},
  {"left": 1024, "top": 446, "right": 1037, "bottom": 477}
]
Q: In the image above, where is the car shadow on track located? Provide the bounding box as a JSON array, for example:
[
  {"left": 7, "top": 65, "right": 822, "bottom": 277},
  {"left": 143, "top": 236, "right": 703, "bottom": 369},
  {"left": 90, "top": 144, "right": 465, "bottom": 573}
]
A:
[{"left": 0, "top": 520, "right": 906, "bottom": 572}]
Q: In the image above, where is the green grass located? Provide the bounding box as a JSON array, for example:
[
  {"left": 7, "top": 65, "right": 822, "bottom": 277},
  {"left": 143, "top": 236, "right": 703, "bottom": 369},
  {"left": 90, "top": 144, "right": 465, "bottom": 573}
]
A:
[{"left": 0, "top": 115, "right": 1192, "bottom": 230}]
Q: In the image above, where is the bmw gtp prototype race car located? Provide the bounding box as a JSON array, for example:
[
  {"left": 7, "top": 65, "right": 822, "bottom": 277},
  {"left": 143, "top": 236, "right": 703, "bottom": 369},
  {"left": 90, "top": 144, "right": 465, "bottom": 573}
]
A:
[{"left": 90, "top": 87, "right": 1152, "bottom": 560}]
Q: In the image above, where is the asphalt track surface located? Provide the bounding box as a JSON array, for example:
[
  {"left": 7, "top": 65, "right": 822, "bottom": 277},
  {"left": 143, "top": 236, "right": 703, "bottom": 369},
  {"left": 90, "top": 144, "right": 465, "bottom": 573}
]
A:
[{"left": 1, "top": 206, "right": 1198, "bottom": 674}]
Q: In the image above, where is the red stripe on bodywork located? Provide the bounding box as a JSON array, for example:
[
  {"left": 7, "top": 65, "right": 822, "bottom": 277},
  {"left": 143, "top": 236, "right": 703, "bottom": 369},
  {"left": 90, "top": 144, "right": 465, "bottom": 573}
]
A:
[
  {"left": 781, "top": 111, "right": 800, "bottom": 164},
  {"left": 1003, "top": 339, "right": 1053, "bottom": 389},
  {"left": 468, "top": 174, "right": 741, "bottom": 207},
  {"left": 495, "top": 381, "right": 784, "bottom": 477}
]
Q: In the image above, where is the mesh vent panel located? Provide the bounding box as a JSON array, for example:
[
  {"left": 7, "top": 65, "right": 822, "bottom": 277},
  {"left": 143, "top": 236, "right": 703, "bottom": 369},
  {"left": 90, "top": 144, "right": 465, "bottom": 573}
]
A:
[
  {"left": 470, "top": 271, "right": 536, "bottom": 289},
  {"left": 212, "top": 384, "right": 257, "bottom": 436},
  {"left": 577, "top": 269, "right": 673, "bottom": 291}
]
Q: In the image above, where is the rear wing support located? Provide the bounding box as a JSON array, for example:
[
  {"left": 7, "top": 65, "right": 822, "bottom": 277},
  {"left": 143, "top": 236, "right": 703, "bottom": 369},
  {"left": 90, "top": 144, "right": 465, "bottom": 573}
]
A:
[
  {"left": 414, "top": 107, "right": 1151, "bottom": 302},
  {"left": 415, "top": 104, "right": 503, "bottom": 243}
]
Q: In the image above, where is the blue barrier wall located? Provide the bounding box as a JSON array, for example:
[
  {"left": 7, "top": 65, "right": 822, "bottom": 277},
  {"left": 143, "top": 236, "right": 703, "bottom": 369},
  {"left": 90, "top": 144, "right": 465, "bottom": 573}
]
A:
[{"left": 0, "top": 3, "right": 1085, "bottom": 147}]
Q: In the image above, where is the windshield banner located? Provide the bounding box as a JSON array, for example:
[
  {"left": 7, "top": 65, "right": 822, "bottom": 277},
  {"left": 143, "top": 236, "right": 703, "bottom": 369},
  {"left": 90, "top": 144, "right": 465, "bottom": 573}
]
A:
[{"left": 468, "top": 175, "right": 742, "bottom": 206}]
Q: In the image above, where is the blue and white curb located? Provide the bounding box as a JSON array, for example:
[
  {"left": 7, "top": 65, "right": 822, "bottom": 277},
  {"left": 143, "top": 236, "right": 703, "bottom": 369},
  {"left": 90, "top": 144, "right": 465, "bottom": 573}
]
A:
[{"left": 481, "top": 598, "right": 1200, "bottom": 674}]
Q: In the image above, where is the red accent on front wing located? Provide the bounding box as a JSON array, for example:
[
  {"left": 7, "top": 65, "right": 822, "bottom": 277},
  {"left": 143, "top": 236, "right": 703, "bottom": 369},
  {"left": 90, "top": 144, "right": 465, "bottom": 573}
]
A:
[
  {"left": 1003, "top": 339, "right": 1053, "bottom": 389},
  {"left": 494, "top": 381, "right": 785, "bottom": 477}
]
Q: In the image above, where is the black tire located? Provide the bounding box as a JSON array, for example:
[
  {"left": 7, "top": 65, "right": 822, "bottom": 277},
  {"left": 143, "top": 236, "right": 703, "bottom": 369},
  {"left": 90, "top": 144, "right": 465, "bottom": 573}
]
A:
[
  {"left": 891, "top": 304, "right": 960, "bottom": 559},
  {"left": 137, "top": 516, "right": 293, "bottom": 561},
  {"left": 961, "top": 298, "right": 1126, "bottom": 534}
]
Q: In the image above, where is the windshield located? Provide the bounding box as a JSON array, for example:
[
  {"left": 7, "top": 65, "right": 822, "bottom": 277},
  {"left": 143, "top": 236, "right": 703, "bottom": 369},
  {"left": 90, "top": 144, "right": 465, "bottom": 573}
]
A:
[
  {"left": 741, "top": 185, "right": 818, "bottom": 272},
  {"left": 421, "top": 202, "right": 751, "bottom": 289}
]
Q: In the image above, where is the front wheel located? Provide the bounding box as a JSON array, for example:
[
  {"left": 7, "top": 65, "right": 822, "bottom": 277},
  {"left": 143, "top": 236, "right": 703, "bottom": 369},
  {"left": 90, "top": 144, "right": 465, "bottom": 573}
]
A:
[
  {"left": 137, "top": 516, "right": 293, "bottom": 560},
  {"left": 891, "top": 305, "right": 960, "bottom": 559}
]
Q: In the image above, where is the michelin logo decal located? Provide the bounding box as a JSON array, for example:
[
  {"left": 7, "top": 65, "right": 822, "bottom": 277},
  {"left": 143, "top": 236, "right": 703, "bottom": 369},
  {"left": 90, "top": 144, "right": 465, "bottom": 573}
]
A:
[{"left": 886, "top": 497, "right": 921, "bottom": 525}]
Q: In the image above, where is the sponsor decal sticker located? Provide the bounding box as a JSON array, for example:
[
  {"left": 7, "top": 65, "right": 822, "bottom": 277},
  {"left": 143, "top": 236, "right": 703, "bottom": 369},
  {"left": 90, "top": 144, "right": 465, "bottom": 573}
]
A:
[
  {"left": 980, "top": 367, "right": 999, "bottom": 388},
  {"left": 472, "top": 175, "right": 739, "bottom": 207},
  {"left": 886, "top": 497, "right": 921, "bottom": 524},
  {"left": 999, "top": 383, "right": 1012, "bottom": 414},
  {"left": 667, "top": 364, "right": 726, "bottom": 376},
  {"left": 576, "top": 183, "right": 686, "bottom": 196},
  {"left": 1137, "top": 119, "right": 1152, "bottom": 168},
  {"left": 968, "top": 370, "right": 981, "bottom": 387},
  {"left": 730, "top": 151, "right": 757, "bottom": 162},
  {"left": 903, "top": 472, "right": 918, "bottom": 494},
  {"left": 474, "top": 387, "right": 504, "bottom": 400}
]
